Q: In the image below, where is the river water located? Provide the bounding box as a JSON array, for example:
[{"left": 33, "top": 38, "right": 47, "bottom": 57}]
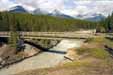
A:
[{"left": 0, "top": 39, "right": 84, "bottom": 75}]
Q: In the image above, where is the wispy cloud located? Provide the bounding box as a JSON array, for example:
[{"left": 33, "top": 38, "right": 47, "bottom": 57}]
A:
[
  {"left": 14, "top": 0, "right": 65, "bottom": 12},
  {"left": 73, "top": 1, "right": 113, "bottom": 16},
  {"left": 0, "top": 0, "right": 15, "bottom": 11},
  {"left": 0, "top": 0, "right": 113, "bottom": 16}
]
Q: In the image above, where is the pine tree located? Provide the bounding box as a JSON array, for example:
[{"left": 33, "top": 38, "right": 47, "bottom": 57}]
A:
[{"left": 8, "top": 14, "right": 19, "bottom": 48}]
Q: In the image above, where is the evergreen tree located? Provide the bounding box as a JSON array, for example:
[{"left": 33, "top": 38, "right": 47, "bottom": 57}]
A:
[{"left": 8, "top": 14, "right": 19, "bottom": 48}]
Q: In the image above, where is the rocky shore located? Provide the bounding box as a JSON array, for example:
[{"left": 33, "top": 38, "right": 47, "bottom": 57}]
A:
[{"left": 0, "top": 44, "right": 41, "bottom": 69}]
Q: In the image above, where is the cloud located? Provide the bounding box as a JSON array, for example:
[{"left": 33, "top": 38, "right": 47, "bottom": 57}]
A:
[
  {"left": 14, "top": 0, "right": 65, "bottom": 12},
  {"left": 92, "top": 1, "right": 113, "bottom": 16},
  {"left": 72, "top": 0, "right": 113, "bottom": 16},
  {"left": 37, "top": 0, "right": 64, "bottom": 12},
  {"left": 0, "top": 0, "right": 15, "bottom": 11},
  {"left": 0, "top": 0, "right": 113, "bottom": 17}
]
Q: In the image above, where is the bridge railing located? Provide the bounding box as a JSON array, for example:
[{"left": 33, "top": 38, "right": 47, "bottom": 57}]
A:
[
  {"left": 0, "top": 32, "right": 94, "bottom": 39},
  {"left": 0, "top": 32, "right": 10, "bottom": 36}
]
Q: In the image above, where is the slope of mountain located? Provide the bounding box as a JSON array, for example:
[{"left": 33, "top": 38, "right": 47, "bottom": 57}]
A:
[
  {"left": 33, "top": 8, "right": 49, "bottom": 15},
  {"left": 7, "top": 5, "right": 105, "bottom": 21},
  {"left": 86, "top": 14, "right": 105, "bottom": 21},
  {"left": 8, "top": 6, "right": 73, "bottom": 19},
  {"left": 48, "top": 10, "right": 73, "bottom": 19},
  {"left": 9, "top": 5, "right": 27, "bottom": 13},
  {"left": 75, "top": 13, "right": 105, "bottom": 21}
]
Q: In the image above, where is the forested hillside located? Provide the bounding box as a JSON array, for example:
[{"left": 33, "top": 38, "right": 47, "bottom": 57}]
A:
[
  {"left": 98, "top": 13, "right": 113, "bottom": 32},
  {"left": 0, "top": 12, "right": 97, "bottom": 32}
]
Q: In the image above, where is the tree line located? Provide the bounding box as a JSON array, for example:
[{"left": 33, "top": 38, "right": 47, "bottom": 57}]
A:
[
  {"left": 97, "top": 13, "right": 113, "bottom": 33},
  {"left": 0, "top": 11, "right": 113, "bottom": 32},
  {"left": 0, "top": 12, "right": 97, "bottom": 32}
]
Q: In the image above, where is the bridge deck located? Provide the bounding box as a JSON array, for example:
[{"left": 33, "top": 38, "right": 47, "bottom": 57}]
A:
[{"left": 0, "top": 32, "right": 98, "bottom": 39}]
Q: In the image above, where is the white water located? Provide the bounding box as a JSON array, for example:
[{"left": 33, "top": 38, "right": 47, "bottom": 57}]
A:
[{"left": 0, "top": 39, "right": 84, "bottom": 75}]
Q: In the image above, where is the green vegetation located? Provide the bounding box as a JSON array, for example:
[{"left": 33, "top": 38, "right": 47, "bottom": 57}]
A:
[
  {"left": 63, "top": 61, "right": 90, "bottom": 67},
  {"left": 76, "top": 48, "right": 110, "bottom": 59},
  {"left": 8, "top": 31, "right": 19, "bottom": 48},
  {"left": 0, "top": 12, "right": 113, "bottom": 32},
  {"left": 98, "top": 13, "right": 113, "bottom": 32},
  {"left": 76, "top": 37, "right": 113, "bottom": 59},
  {"left": 0, "top": 11, "right": 113, "bottom": 33},
  {"left": 6, "top": 13, "right": 19, "bottom": 48},
  {"left": 85, "top": 37, "right": 106, "bottom": 43},
  {"left": 0, "top": 12, "right": 97, "bottom": 32},
  {"left": 86, "top": 37, "right": 113, "bottom": 47}
]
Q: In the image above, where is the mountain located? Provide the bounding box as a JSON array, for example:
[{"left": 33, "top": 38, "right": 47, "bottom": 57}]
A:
[
  {"left": 48, "top": 10, "right": 73, "bottom": 19},
  {"left": 7, "top": 5, "right": 105, "bottom": 21},
  {"left": 33, "top": 9, "right": 73, "bottom": 18},
  {"left": 33, "top": 8, "right": 48, "bottom": 15},
  {"left": 33, "top": 8, "right": 42, "bottom": 14},
  {"left": 8, "top": 6, "right": 73, "bottom": 19},
  {"left": 9, "top": 5, "right": 27, "bottom": 13},
  {"left": 75, "top": 13, "right": 105, "bottom": 21},
  {"left": 85, "top": 14, "right": 105, "bottom": 21}
]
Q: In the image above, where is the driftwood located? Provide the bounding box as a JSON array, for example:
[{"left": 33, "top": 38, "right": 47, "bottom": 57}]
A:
[{"left": 64, "top": 56, "right": 74, "bottom": 61}]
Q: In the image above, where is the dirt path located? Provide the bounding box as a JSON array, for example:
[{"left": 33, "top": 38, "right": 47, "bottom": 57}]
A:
[{"left": 0, "top": 39, "right": 84, "bottom": 75}]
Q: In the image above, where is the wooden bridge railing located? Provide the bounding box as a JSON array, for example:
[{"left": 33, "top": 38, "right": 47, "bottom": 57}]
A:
[{"left": 0, "top": 32, "right": 95, "bottom": 39}]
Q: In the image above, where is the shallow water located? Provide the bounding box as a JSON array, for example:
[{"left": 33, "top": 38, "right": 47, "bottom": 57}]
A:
[{"left": 0, "top": 39, "right": 84, "bottom": 75}]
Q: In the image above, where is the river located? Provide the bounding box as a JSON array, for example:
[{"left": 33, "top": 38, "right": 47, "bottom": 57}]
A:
[{"left": 0, "top": 39, "right": 84, "bottom": 75}]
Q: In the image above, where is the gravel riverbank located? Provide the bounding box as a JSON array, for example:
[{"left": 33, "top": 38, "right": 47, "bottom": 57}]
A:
[{"left": 0, "top": 39, "right": 84, "bottom": 75}]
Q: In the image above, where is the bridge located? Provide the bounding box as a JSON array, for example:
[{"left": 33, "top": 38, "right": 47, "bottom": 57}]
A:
[{"left": 0, "top": 32, "right": 95, "bottom": 40}]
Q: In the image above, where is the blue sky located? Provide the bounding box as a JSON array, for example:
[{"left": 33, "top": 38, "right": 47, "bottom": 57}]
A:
[{"left": 0, "top": 0, "right": 113, "bottom": 17}]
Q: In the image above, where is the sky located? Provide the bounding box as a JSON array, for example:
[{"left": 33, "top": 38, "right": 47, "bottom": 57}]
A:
[{"left": 0, "top": 0, "right": 113, "bottom": 17}]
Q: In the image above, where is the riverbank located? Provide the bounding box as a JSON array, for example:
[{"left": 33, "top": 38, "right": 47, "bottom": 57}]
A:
[
  {"left": 0, "top": 39, "right": 84, "bottom": 75},
  {"left": 15, "top": 37, "right": 113, "bottom": 75}
]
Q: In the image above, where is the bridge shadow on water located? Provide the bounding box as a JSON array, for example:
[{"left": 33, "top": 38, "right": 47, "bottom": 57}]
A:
[
  {"left": 24, "top": 41, "right": 66, "bottom": 54},
  {"left": 0, "top": 37, "right": 8, "bottom": 47},
  {"left": 0, "top": 37, "right": 8, "bottom": 43}
]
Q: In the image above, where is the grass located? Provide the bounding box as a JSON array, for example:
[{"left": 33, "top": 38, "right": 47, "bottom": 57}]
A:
[
  {"left": 77, "top": 36, "right": 113, "bottom": 59},
  {"left": 86, "top": 36, "right": 113, "bottom": 47},
  {"left": 86, "top": 37, "right": 106, "bottom": 43},
  {"left": 63, "top": 58, "right": 113, "bottom": 68},
  {"left": 63, "top": 61, "right": 91, "bottom": 67},
  {"left": 76, "top": 48, "right": 110, "bottom": 59},
  {"left": 91, "top": 48, "right": 110, "bottom": 59}
]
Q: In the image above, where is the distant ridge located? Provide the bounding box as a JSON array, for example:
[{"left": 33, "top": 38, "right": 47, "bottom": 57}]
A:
[
  {"left": 5, "top": 5, "right": 105, "bottom": 21},
  {"left": 9, "top": 5, "right": 27, "bottom": 13}
]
